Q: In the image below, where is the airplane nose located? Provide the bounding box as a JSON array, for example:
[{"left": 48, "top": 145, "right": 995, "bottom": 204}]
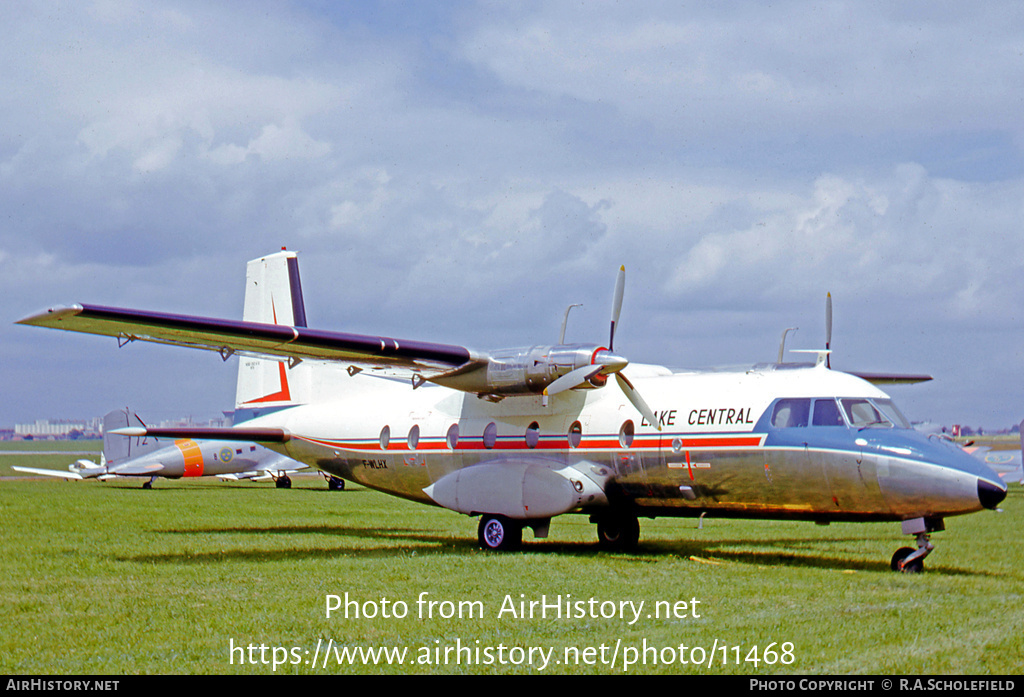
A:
[{"left": 978, "top": 478, "right": 1007, "bottom": 510}]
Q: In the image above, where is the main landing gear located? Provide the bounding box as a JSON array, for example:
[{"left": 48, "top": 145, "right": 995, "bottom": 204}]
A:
[
  {"left": 891, "top": 517, "right": 942, "bottom": 573},
  {"left": 592, "top": 512, "right": 640, "bottom": 551},
  {"left": 477, "top": 515, "right": 522, "bottom": 551},
  {"left": 476, "top": 512, "right": 644, "bottom": 552}
]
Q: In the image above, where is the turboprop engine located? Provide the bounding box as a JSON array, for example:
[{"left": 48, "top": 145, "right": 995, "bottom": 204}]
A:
[{"left": 428, "top": 267, "right": 659, "bottom": 427}]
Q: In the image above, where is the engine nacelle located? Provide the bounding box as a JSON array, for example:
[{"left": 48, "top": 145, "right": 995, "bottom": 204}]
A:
[{"left": 431, "top": 344, "right": 623, "bottom": 397}]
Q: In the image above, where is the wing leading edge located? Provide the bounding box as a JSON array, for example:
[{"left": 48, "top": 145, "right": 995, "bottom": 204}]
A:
[{"left": 17, "top": 304, "right": 480, "bottom": 374}]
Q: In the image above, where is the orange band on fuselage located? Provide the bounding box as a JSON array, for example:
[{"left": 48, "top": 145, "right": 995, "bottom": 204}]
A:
[{"left": 176, "top": 439, "right": 204, "bottom": 477}]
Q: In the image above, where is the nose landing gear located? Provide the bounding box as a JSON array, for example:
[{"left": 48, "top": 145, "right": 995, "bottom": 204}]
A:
[{"left": 891, "top": 517, "right": 943, "bottom": 573}]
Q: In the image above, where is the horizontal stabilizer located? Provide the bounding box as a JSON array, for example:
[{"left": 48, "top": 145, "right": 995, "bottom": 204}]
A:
[
  {"left": 12, "top": 466, "right": 85, "bottom": 480},
  {"left": 109, "top": 426, "right": 292, "bottom": 443}
]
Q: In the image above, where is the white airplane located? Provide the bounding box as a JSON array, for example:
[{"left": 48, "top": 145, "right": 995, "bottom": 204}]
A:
[
  {"left": 17, "top": 250, "right": 1007, "bottom": 572},
  {"left": 13, "top": 407, "right": 319, "bottom": 489}
]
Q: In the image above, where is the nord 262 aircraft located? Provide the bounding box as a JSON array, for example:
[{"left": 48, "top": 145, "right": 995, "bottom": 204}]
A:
[{"left": 17, "top": 250, "right": 1007, "bottom": 572}]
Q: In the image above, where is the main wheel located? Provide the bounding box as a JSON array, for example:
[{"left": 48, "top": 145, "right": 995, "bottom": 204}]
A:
[
  {"left": 328, "top": 477, "right": 345, "bottom": 491},
  {"left": 276, "top": 476, "right": 292, "bottom": 489},
  {"left": 891, "top": 546, "right": 923, "bottom": 573},
  {"left": 477, "top": 515, "right": 522, "bottom": 551},
  {"left": 596, "top": 513, "right": 640, "bottom": 551}
]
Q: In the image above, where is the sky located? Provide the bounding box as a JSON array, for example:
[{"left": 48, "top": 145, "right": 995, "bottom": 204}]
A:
[{"left": 2, "top": 1, "right": 1022, "bottom": 430}]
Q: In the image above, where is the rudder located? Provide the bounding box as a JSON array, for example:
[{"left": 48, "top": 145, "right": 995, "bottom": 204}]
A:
[{"left": 235, "top": 249, "right": 309, "bottom": 410}]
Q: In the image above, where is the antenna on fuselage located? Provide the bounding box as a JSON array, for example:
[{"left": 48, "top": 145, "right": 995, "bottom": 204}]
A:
[
  {"left": 778, "top": 327, "right": 798, "bottom": 364},
  {"left": 826, "top": 292, "right": 833, "bottom": 368},
  {"left": 559, "top": 304, "right": 583, "bottom": 344}
]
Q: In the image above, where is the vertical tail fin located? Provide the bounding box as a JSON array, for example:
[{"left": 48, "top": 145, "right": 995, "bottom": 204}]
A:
[
  {"left": 102, "top": 408, "right": 158, "bottom": 465},
  {"left": 235, "top": 249, "right": 310, "bottom": 411}
]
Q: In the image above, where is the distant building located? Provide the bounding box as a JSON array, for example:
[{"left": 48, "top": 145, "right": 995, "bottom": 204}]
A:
[{"left": 14, "top": 417, "right": 103, "bottom": 440}]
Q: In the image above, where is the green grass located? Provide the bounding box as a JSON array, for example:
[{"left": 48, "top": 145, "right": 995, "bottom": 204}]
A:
[{"left": 1, "top": 446, "right": 1022, "bottom": 675}]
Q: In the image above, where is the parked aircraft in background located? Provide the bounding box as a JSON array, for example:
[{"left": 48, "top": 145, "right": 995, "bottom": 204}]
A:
[
  {"left": 963, "top": 421, "right": 1024, "bottom": 485},
  {"left": 18, "top": 250, "right": 1007, "bottom": 571},
  {"left": 12, "top": 408, "right": 333, "bottom": 489}
]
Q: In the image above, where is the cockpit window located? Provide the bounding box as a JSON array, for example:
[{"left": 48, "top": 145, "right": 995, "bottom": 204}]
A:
[
  {"left": 841, "top": 399, "right": 892, "bottom": 428},
  {"left": 811, "top": 398, "right": 845, "bottom": 426},
  {"left": 771, "top": 399, "right": 810, "bottom": 428},
  {"left": 873, "top": 399, "right": 910, "bottom": 429}
]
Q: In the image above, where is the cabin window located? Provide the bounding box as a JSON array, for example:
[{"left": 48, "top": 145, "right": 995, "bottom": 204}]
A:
[
  {"left": 568, "top": 421, "right": 583, "bottom": 448},
  {"left": 483, "top": 422, "right": 498, "bottom": 449},
  {"left": 525, "top": 422, "right": 540, "bottom": 449},
  {"left": 379, "top": 425, "right": 391, "bottom": 450},
  {"left": 407, "top": 424, "right": 420, "bottom": 450},
  {"left": 446, "top": 423, "right": 459, "bottom": 449},
  {"left": 619, "top": 420, "right": 635, "bottom": 448},
  {"left": 811, "top": 398, "right": 845, "bottom": 426},
  {"left": 771, "top": 399, "right": 810, "bottom": 428}
]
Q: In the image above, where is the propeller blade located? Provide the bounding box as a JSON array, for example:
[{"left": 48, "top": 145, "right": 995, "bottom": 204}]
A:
[
  {"left": 542, "top": 364, "right": 603, "bottom": 405},
  {"left": 609, "top": 265, "right": 625, "bottom": 350},
  {"left": 825, "top": 292, "right": 832, "bottom": 369},
  {"left": 615, "top": 372, "right": 661, "bottom": 431}
]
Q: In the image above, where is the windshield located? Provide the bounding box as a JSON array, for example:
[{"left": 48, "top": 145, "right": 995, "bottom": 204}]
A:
[
  {"left": 872, "top": 399, "right": 911, "bottom": 429},
  {"left": 769, "top": 397, "right": 913, "bottom": 429},
  {"left": 841, "top": 398, "right": 908, "bottom": 429}
]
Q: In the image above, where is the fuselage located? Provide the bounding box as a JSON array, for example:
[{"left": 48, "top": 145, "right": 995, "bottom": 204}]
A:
[{"left": 236, "top": 362, "right": 1006, "bottom": 524}]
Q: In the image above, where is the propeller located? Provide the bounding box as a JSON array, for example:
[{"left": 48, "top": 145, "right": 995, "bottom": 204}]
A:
[
  {"left": 610, "top": 265, "right": 625, "bottom": 350},
  {"left": 541, "top": 266, "right": 661, "bottom": 430}
]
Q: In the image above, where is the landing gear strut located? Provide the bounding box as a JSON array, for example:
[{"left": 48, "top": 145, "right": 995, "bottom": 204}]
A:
[{"left": 891, "top": 518, "right": 942, "bottom": 573}]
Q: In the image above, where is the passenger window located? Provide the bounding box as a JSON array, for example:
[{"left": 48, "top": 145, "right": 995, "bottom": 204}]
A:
[
  {"left": 771, "top": 399, "right": 810, "bottom": 428},
  {"left": 446, "top": 424, "right": 459, "bottom": 449},
  {"left": 618, "top": 420, "right": 635, "bottom": 448},
  {"left": 812, "top": 399, "right": 845, "bottom": 426},
  {"left": 525, "top": 422, "right": 540, "bottom": 449},
  {"left": 568, "top": 421, "right": 583, "bottom": 448},
  {"left": 483, "top": 422, "right": 498, "bottom": 449}
]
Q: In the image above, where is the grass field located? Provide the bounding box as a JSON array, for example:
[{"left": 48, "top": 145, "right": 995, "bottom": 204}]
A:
[{"left": 1, "top": 442, "right": 1022, "bottom": 675}]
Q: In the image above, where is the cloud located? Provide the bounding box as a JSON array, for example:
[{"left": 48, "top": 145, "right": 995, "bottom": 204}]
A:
[{"left": 2, "top": 2, "right": 1023, "bottom": 429}]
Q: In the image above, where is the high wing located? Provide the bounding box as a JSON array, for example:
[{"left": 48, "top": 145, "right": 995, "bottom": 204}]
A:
[
  {"left": 217, "top": 457, "right": 308, "bottom": 481},
  {"left": 17, "top": 304, "right": 482, "bottom": 376},
  {"left": 846, "top": 371, "right": 932, "bottom": 386}
]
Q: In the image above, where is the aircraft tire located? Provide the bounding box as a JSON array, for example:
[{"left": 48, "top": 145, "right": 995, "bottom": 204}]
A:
[
  {"left": 890, "top": 546, "right": 923, "bottom": 573},
  {"left": 477, "top": 515, "right": 522, "bottom": 552},
  {"left": 328, "top": 477, "right": 345, "bottom": 491},
  {"left": 595, "top": 513, "right": 640, "bottom": 551},
  {"left": 276, "top": 476, "right": 292, "bottom": 489}
]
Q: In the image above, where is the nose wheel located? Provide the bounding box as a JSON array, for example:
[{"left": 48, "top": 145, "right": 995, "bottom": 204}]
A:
[{"left": 891, "top": 532, "right": 934, "bottom": 573}]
